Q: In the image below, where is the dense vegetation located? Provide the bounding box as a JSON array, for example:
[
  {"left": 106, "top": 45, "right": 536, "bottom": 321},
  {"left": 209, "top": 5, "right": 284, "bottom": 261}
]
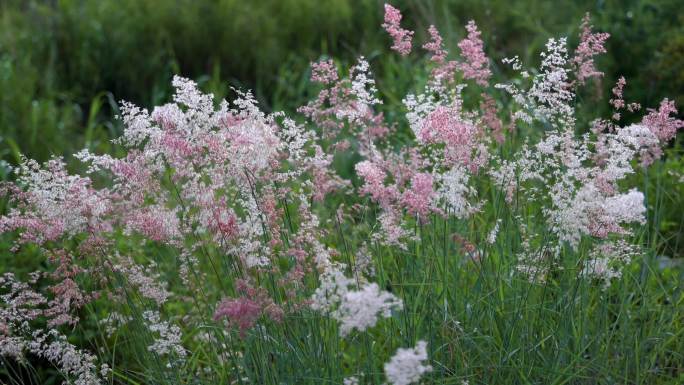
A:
[
  {"left": 0, "top": 1, "right": 683, "bottom": 384},
  {"left": 1, "top": 0, "right": 683, "bottom": 163}
]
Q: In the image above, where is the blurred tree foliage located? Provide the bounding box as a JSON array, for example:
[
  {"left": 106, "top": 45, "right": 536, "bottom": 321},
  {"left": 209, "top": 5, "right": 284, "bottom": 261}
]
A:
[
  {"left": 0, "top": 0, "right": 369, "bottom": 163},
  {"left": 0, "top": 0, "right": 682, "bottom": 161}
]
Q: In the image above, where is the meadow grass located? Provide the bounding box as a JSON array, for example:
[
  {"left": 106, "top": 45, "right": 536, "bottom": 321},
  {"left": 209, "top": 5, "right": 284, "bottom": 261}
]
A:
[{"left": 0, "top": 2, "right": 683, "bottom": 385}]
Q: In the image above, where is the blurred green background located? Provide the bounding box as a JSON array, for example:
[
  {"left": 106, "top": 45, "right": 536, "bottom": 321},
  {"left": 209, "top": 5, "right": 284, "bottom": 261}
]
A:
[
  {"left": 1, "top": 0, "right": 683, "bottom": 163},
  {"left": 1, "top": 0, "right": 683, "bottom": 255}
]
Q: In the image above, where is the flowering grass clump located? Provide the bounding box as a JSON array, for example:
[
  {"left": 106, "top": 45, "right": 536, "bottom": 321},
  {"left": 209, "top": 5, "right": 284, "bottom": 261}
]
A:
[{"left": 1, "top": 3, "right": 683, "bottom": 385}]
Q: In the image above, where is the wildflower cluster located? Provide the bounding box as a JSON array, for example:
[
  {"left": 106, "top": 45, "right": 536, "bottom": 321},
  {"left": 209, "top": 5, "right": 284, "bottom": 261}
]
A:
[
  {"left": 384, "top": 341, "right": 433, "bottom": 385},
  {"left": 0, "top": 3, "right": 681, "bottom": 384}
]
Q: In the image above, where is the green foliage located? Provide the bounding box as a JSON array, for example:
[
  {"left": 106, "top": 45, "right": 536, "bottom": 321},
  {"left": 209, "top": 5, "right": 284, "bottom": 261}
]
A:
[
  {"left": 1, "top": 0, "right": 683, "bottom": 162},
  {"left": 10, "top": 192, "right": 683, "bottom": 384},
  {"left": 0, "top": 1, "right": 683, "bottom": 384}
]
